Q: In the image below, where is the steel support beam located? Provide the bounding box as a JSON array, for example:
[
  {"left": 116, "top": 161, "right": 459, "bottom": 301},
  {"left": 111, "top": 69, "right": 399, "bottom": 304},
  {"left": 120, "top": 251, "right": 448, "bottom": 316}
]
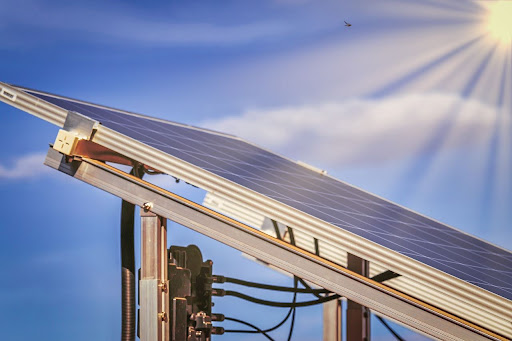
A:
[
  {"left": 140, "top": 208, "right": 169, "bottom": 341},
  {"left": 43, "top": 148, "right": 506, "bottom": 341},
  {"left": 347, "top": 254, "right": 371, "bottom": 341}
]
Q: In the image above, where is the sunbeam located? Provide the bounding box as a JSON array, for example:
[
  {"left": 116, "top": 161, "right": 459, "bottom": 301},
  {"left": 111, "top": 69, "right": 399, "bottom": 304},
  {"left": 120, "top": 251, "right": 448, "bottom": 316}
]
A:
[
  {"left": 432, "top": 38, "right": 497, "bottom": 95},
  {"left": 365, "top": 0, "right": 512, "bottom": 214},
  {"left": 393, "top": 42, "right": 501, "bottom": 198},
  {"left": 366, "top": 0, "right": 511, "bottom": 106},
  {"left": 461, "top": 43, "right": 499, "bottom": 97},
  {"left": 369, "top": 34, "right": 487, "bottom": 97}
]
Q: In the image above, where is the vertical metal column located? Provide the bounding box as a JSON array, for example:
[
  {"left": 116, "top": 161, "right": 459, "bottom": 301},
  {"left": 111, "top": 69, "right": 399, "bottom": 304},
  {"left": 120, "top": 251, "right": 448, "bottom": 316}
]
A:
[
  {"left": 140, "top": 207, "right": 169, "bottom": 341},
  {"left": 346, "top": 253, "right": 371, "bottom": 341},
  {"left": 323, "top": 299, "right": 342, "bottom": 341}
]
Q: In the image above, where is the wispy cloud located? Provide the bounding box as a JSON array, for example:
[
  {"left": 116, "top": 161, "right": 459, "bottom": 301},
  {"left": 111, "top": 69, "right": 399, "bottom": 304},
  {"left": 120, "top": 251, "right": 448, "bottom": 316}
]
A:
[
  {"left": 202, "top": 93, "right": 506, "bottom": 168},
  {"left": 0, "top": 0, "right": 317, "bottom": 47},
  {"left": 0, "top": 153, "right": 50, "bottom": 179}
]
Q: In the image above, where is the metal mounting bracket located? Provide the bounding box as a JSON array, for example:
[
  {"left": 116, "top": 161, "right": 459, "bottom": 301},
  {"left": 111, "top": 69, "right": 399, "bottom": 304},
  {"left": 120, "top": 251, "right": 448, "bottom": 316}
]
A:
[
  {"left": 53, "top": 111, "right": 100, "bottom": 156},
  {"left": 63, "top": 111, "right": 99, "bottom": 139}
]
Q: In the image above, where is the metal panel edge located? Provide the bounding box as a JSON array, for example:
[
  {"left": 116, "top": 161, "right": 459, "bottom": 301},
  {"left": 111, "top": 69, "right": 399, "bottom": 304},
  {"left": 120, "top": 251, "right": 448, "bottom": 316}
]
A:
[{"left": 0, "top": 82, "right": 67, "bottom": 127}]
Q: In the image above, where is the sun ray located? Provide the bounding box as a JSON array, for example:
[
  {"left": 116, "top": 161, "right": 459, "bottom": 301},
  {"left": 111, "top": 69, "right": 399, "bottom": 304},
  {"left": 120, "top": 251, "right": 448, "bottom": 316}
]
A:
[
  {"left": 495, "top": 49, "right": 509, "bottom": 109},
  {"left": 370, "top": 34, "right": 486, "bottom": 97},
  {"left": 378, "top": 1, "right": 512, "bottom": 208},
  {"left": 377, "top": 0, "right": 482, "bottom": 21},
  {"left": 357, "top": 24, "right": 485, "bottom": 94},
  {"left": 505, "top": 44, "right": 512, "bottom": 110},
  {"left": 393, "top": 44, "right": 501, "bottom": 201},
  {"left": 461, "top": 43, "right": 499, "bottom": 97},
  {"left": 480, "top": 113, "right": 502, "bottom": 229},
  {"left": 471, "top": 41, "right": 510, "bottom": 108},
  {"left": 423, "top": 0, "right": 484, "bottom": 14},
  {"left": 408, "top": 35, "right": 495, "bottom": 94},
  {"left": 480, "top": 83, "right": 512, "bottom": 233}
]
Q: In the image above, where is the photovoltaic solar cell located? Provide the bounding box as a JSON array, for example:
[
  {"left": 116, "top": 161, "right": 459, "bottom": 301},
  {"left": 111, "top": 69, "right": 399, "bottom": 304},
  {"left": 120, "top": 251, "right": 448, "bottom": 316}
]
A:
[{"left": 27, "top": 90, "right": 512, "bottom": 301}]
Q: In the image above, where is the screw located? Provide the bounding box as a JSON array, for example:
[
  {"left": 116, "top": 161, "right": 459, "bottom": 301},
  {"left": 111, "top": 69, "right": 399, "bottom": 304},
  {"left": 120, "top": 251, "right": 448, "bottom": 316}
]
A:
[{"left": 143, "top": 202, "right": 153, "bottom": 211}]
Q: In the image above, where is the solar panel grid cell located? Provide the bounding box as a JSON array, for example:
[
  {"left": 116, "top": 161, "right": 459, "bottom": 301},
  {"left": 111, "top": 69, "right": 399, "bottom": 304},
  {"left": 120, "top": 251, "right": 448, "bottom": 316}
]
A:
[{"left": 28, "top": 90, "right": 512, "bottom": 301}]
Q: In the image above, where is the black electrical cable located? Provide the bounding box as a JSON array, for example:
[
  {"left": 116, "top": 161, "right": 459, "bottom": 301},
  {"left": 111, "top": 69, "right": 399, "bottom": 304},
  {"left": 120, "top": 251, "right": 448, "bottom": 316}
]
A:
[
  {"left": 297, "top": 278, "right": 325, "bottom": 299},
  {"left": 221, "top": 290, "right": 340, "bottom": 308},
  {"left": 287, "top": 277, "right": 298, "bottom": 341},
  {"left": 224, "top": 317, "right": 275, "bottom": 341},
  {"left": 376, "top": 315, "right": 405, "bottom": 341},
  {"left": 287, "top": 305, "right": 296, "bottom": 341},
  {"left": 220, "top": 276, "right": 330, "bottom": 294},
  {"left": 225, "top": 302, "right": 296, "bottom": 334},
  {"left": 225, "top": 276, "right": 299, "bottom": 337}
]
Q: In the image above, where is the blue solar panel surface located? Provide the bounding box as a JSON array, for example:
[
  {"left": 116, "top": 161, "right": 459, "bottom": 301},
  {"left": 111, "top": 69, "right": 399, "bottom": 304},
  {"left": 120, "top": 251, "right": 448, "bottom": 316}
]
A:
[{"left": 28, "top": 90, "right": 512, "bottom": 300}]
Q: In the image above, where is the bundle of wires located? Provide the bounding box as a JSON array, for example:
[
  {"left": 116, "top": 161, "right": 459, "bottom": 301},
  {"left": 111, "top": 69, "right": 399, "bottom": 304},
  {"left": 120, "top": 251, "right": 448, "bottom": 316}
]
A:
[
  {"left": 213, "top": 275, "right": 404, "bottom": 341},
  {"left": 219, "top": 276, "right": 328, "bottom": 341},
  {"left": 214, "top": 226, "right": 404, "bottom": 340}
]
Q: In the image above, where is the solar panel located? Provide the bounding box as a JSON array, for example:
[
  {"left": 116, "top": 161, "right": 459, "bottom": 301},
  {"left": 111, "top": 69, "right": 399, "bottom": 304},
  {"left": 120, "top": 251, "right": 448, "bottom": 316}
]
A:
[
  {"left": 27, "top": 90, "right": 512, "bottom": 301},
  {"left": 1, "top": 83, "right": 510, "bottom": 337}
]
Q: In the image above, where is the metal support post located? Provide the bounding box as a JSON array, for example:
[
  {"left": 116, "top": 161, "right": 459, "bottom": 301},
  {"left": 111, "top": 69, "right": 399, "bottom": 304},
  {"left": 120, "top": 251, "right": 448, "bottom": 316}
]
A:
[
  {"left": 140, "top": 207, "right": 169, "bottom": 341},
  {"left": 323, "top": 298, "right": 342, "bottom": 341},
  {"left": 347, "top": 253, "right": 371, "bottom": 341}
]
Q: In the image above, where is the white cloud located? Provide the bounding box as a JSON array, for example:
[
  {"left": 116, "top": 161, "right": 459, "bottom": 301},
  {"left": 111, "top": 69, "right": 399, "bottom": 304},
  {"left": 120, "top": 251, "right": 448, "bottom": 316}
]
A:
[
  {"left": 0, "top": 153, "right": 51, "bottom": 179},
  {"left": 202, "top": 93, "right": 506, "bottom": 167}
]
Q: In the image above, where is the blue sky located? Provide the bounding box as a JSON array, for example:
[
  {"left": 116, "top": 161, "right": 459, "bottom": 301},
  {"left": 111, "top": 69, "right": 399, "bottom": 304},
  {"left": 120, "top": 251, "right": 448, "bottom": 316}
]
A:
[{"left": 0, "top": 0, "right": 511, "bottom": 340}]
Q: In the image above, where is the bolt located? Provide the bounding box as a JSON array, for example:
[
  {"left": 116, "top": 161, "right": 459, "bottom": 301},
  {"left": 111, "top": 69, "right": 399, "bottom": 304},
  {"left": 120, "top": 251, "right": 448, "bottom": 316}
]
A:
[
  {"left": 158, "top": 312, "right": 167, "bottom": 322},
  {"left": 158, "top": 282, "right": 167, "bottom": 292},
  {"left": 143, "top": 202, "right": 153, "bottom": 211}
]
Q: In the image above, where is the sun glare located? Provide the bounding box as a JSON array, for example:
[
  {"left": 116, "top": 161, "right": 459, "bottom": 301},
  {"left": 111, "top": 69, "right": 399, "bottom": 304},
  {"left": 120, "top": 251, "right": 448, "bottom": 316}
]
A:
[{"left": 486, "top": 1, "right": 512, "bottom": 44}]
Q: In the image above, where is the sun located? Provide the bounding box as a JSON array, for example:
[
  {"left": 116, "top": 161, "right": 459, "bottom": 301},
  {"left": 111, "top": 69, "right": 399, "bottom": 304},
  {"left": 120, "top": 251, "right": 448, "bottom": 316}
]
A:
[{"left": 485, "top": 1, "right": 512, "bottom": 44}]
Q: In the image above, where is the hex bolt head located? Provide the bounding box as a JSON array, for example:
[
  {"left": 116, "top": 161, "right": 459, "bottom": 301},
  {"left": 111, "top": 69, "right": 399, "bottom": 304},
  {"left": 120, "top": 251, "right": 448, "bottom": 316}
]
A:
[{"left": 143, "top": 202, "right": 153, "bottom": 212}]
